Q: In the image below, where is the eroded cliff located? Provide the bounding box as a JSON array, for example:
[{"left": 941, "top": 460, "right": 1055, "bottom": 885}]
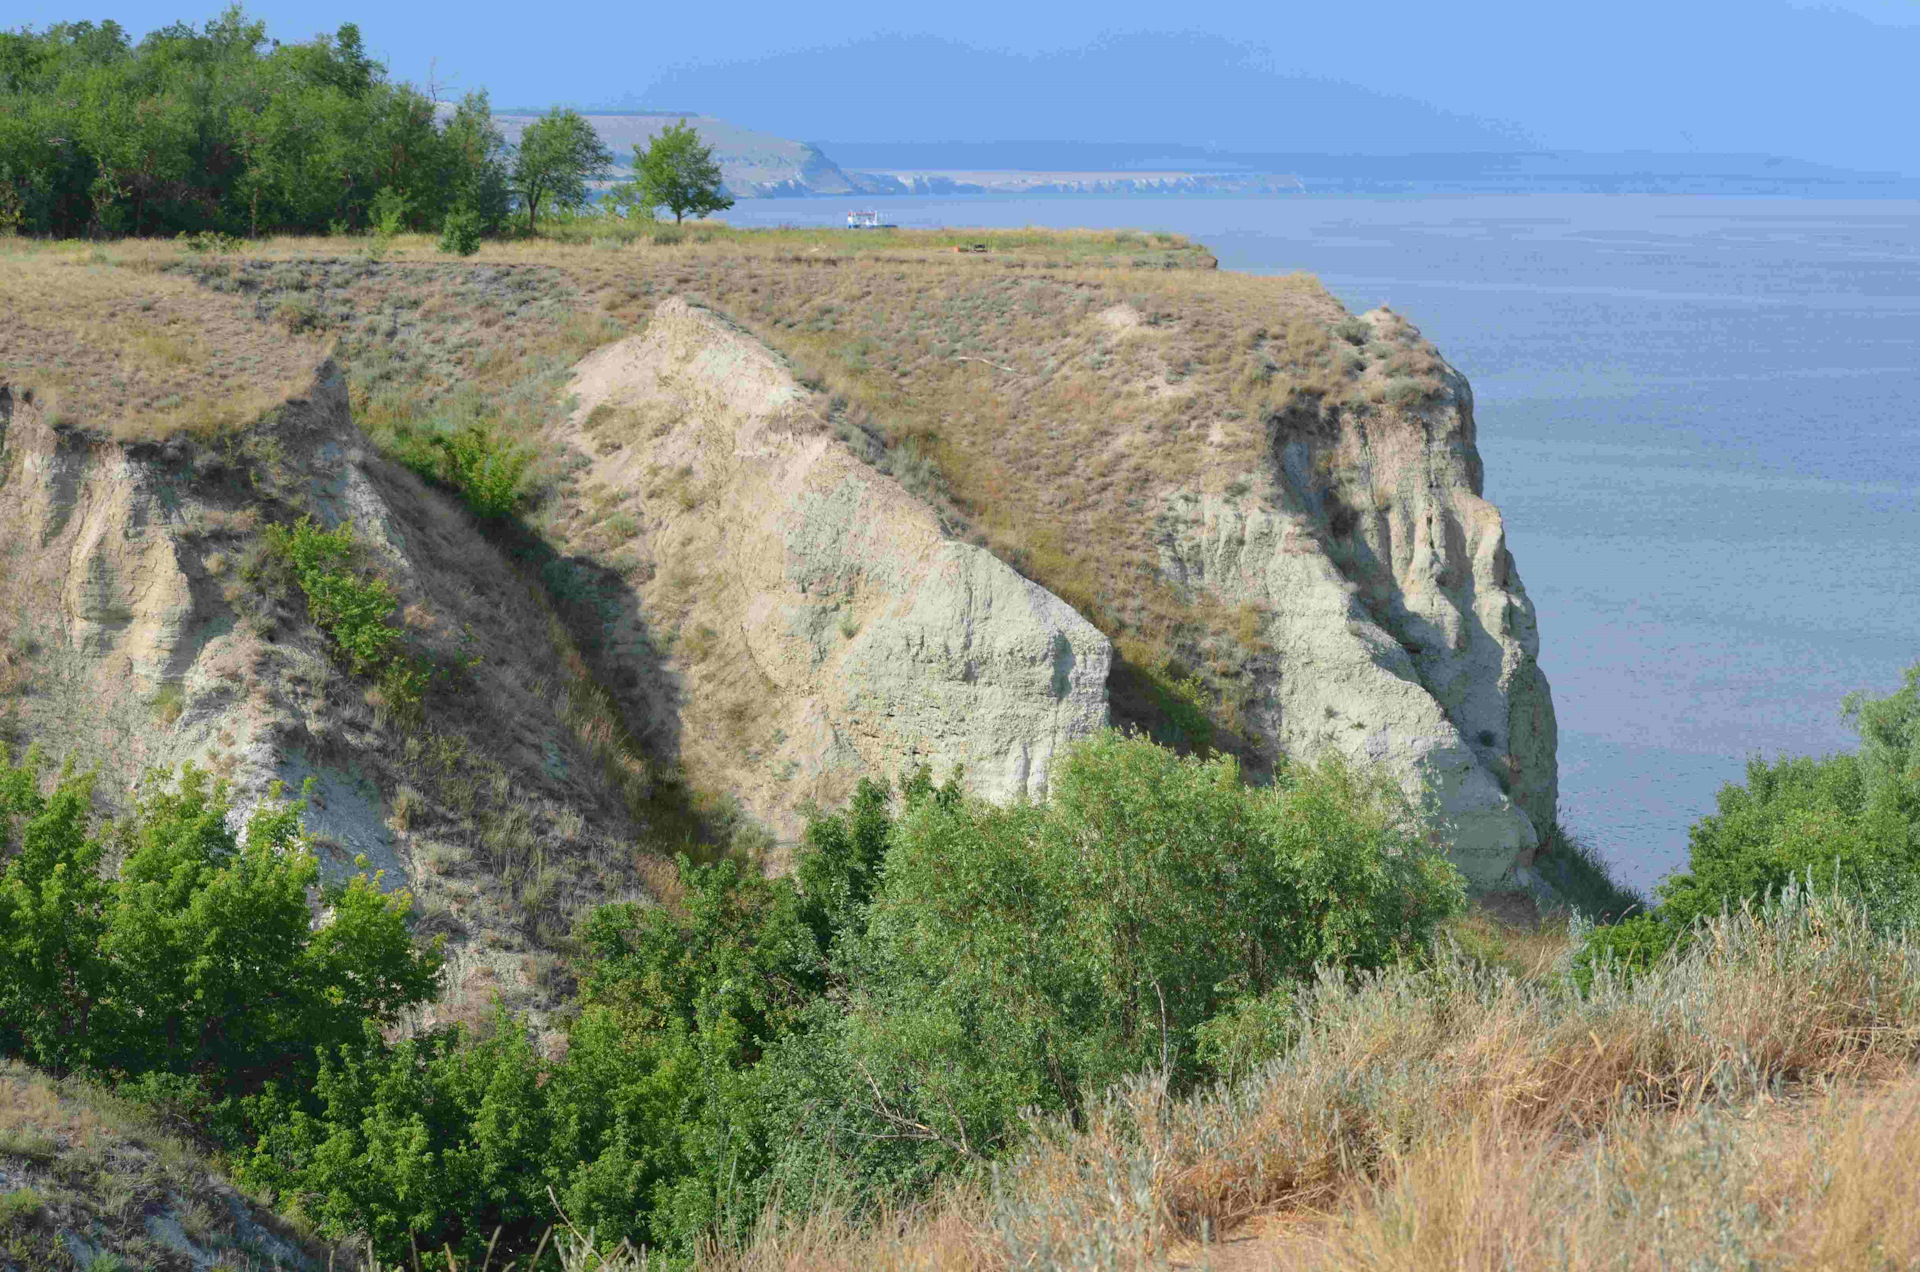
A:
[
  {"left": 1156, "top": 311, "right": 1555, "bottom": 885},
  {"left": 542, "top": 299, "right": 1113, "bottom": 841}
]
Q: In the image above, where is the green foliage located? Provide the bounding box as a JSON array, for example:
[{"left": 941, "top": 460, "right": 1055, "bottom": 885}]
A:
[
  {"left": 368, "top": 185, "right": 410, "bottom": 238},
  {"left": 0, "top": 11, "right": 509, "bottom": 239},
  {"left": 1194, "top": 984, "right": 1300, "bottom": 1082},
  {"left": 1576, "top": 662, "right": 1920, "bottom": 983},
  {"left": 0, "top": 1186, "right": 44, "bottom": 1231},
  {"left": 264, "top": 516, "right": 429, "bottom": 713},
  {"left": 830, "top": 733, "right": 1465, "bottom": 1160},
  {"left": 1657, "top": 751, "right": 1894, "bottom": 926},
  {"left": 1846, "top": 661, "right": 1920, "bottom": 828},
  {"left": 511, "top": 107, "right": 612, "bottom": 234},
  {"left": 630, "top": 119, "right": 733, "bottom": 225},
  {"left": 382, "top": 415, "right": 534, "bottom": 520},
  {"left": 0, "top": 750, "right": 109, "bottom": 1072},
  {"left": 1571, "top": 912, "right": 1682, "bottom": 992},
  {"left": 431, "top": 427, "right": 533, "bottom": 520},
  {"left": 0, "top": 750, "right": 441, "bottom": 1119},
  {"left": 438, "top": 205, "right": 483, "bottom": 256},
  {"left": 248, "top": 1012, "right": 576, "bottom": 1262},
  {"left": 602, "top": 177, "right": 656, "bottom": 224},
  {"left": 205, "top": 734, "right": 1466, "bottom": 1263}
]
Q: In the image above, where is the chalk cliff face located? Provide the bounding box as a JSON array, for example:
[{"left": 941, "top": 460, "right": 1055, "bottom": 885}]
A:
[
  {"left": 548, "top": 299, "right": 1113, "bottom": 839},
  {"left": 1157, "top": 311, "right": 1556, "bottom": 885},
  {"left": 0, "top": 369, "right": 654, "bottom": 1027}
]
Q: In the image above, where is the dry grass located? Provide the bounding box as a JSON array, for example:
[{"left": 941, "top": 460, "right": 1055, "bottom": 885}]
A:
[
  {"left": 0, "top": 239, "right": 327, "bottom": 440},
  {"left": 0, "top": 1060, "right": 335, "bottom": 1268},
  {"left": 1285, "top": 1069, "right": 1920, "bottom": 1270},
  {"left": 681, "top": 884, "right": 1920, "bottom": 1271}
]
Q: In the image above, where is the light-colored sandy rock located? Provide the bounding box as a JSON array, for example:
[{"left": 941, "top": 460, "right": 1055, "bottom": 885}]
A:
[
  {"left": 1157, "top": 313, "right": 1556, "bottom": 886},
  {"left": 553, "top": 299, "right": 1112, "bottom": 838}
]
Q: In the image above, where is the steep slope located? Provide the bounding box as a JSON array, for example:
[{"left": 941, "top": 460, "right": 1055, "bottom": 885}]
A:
[
  {"left": 0, "top": 322, "right": 657, "bottom": 1026},
  {"left": 544, "top": 249, "right": 1560, "bottom": 887},
  {"left": 544, "top": 299, "right": 1112, "bottom": 841},
  {"left": 1155, "top": 312, "right": 1553, "bottom": 884},
  {"left": 0, "top": 1062, "right": 333, "bottom": 1270}
]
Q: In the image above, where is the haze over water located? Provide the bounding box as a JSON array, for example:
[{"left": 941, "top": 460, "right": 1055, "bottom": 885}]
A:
[{"left": 729, "top": 193, "right": 1920, "bottom": 892}]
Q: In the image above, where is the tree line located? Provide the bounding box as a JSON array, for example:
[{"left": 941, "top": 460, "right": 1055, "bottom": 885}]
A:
[{"left": 0, "top": 7, "right": 732, "bottom": 240}]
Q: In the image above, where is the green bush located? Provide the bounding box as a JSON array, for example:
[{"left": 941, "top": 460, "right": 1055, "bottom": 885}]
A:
[
  {"left": 263, "top": 517, "right": 429, "bottom": 713},
  {"left": 826, "top": 732, "right": 1464, "bottom": 1163},
  {"left": 432, "top": 427, "right": 533, "bottom": 520},
  {"left": 438, "top": 207, "right": 483, "bottom": 256},
  {"left": 0, "top": 751, "right": 441, "bottom": 1124},
  {"left": 1194, "top": 984, "right": 1300, "bottom": 1081},
  {"left": 1576, "top": 662, "right": 1920, "bottom": 982},
  {"left": 382, "top": 420, "right": 533, "bottom": 522}
]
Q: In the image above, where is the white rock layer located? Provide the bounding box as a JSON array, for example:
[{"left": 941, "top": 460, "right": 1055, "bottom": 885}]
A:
[
  {"left": 557, "top": 299, "right": 1112, "bottom": 836},
  {"left": 1158, "top": 315, "right": 1556, "bottom": 886}
]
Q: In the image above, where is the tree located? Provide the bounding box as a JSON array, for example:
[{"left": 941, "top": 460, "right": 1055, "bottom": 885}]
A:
[
  {"left": 510, "top": 106, "right": 609, "bottom": 235},
  {"left": 632, "top": 118, "right": 732, "bottom": 224},
  {"left": 0, "top": 750, "right": 442, "bottom": 1104}
]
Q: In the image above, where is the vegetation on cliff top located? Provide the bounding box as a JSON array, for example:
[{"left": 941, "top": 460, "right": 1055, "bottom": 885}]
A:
[{"left": 0, "top": 9, "right": 510, "bottom": 240}]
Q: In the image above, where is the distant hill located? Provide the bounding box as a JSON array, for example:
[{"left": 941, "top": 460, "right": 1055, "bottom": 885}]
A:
[
  {"left": 824, "top": 141, "right": 1920, "bottom": 197},
  {"left": 474, "top": 111, "right": 1920, "bottom": 202},
  {"left": 489, "top": 111, "right": 861, "bottom": 198}
]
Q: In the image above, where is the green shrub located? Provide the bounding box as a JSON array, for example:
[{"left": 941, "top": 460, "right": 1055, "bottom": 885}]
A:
[
  {"left": 1576, "top": 662, "right": 1920, "bottom": 980},
  {"left": 235, "top": 735, "right": 1464, "bottom": 1263},
  {"left": 369, "top": 187, "right": 411, "bottom": 238},
  {"left": 1384, "top": 376, "right": 1430, "bottom": 409},
  {"left": 1194, "top": 984, "right": 1300, "bottom": 1081},
  {"left": 826, "top": 732, "right": 1464, "bottom": 1163},
  {"left": 0, "top": 1186, "right": 43, "bottom": 1232},
  {"left": 383, "top": 421, "right": 533, "bottom": 522},
  {"left": 0, "top": 751, "right": 440, "bottom": 1122},
  {"left": 263, "top": 517, "right": 429, "bottom": 713},
  {"left": 431, "top": 427, "right": 533, "bottom": 520},
  {"left": 438, "top": 207, "right": 483, "bottom": 257},
  {"left": 1570, "top": 912, "right": 1683, "bottom": 992}
]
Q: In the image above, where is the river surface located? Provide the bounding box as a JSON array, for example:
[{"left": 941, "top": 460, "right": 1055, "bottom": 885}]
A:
[{"left": 720, "top": 193, "right": 1920, "bottom": 893}]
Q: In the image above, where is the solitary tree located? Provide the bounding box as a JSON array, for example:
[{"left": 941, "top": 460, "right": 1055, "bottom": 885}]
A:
[
  {"left": 510, "top": 107, "right": 610, "bottom": 234},
  {"left": 632, "top": 118, "right": 732, "bottom": 224}
]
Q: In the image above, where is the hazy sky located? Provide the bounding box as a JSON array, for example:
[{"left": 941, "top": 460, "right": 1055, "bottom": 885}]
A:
[{"left": 21, "top": 0, "right": 1920, "bottom": 169}]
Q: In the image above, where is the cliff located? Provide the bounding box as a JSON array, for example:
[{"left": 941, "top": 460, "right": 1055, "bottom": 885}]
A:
[
  {"left": 545, "top": 299, "right": 1112, "bottom": 840},
  {"left": 1155, "top": 315, "right": 1555, "bottom": 883},
  {"left": 1, "top": 230, "right": 1557, "bottom": 984},
  {"left": 0, "top": 352, "right": 653, "bottom": 1029}
]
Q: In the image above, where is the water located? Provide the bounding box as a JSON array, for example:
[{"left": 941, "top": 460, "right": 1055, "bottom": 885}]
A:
[{"left": 720, "top": 193, "right": 1920, "bottom": 892}]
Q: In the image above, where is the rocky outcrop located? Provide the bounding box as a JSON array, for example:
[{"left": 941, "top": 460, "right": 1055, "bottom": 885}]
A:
[
  {"left": 550, "top": 299, "right": 1113, "bottom": 838},
  {"left": 1158, "top": 311, "right": 1556, "bottom": 886}
]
